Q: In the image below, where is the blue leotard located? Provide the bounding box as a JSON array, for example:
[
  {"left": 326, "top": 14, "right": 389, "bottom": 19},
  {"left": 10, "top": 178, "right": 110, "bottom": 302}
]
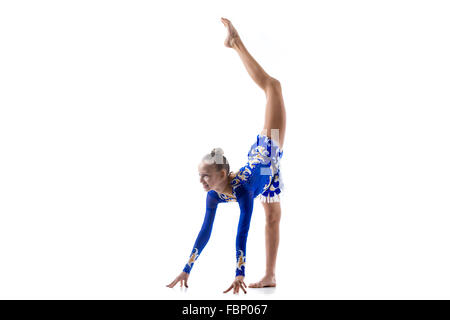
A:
[{"left": 183, "top": 134, "right": 284, "bottom": 277}]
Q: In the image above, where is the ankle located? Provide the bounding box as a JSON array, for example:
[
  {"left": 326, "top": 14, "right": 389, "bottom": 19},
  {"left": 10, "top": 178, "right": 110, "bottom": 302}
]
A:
[
  {"left": 265, "top": 273, "right": 276, "bottom": 280},
  {"left": 232, "top": 37, "right": 244, "bottom": 50}
]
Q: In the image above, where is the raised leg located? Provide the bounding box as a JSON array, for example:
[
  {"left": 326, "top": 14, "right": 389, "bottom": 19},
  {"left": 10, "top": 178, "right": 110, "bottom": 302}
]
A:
[
  {"left": 221, "top": 18, "right": 286, "bottom": 149},
  {"left": 249, "top": 201, "right": 281, "bottom": 288},
  {"left": 262, "top": 80, "right": 286, "bottom": 150}
]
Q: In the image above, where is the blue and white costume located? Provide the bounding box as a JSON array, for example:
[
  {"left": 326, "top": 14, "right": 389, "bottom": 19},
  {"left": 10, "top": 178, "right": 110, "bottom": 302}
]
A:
[{"left": 183, "top": 134, "right": 284, "bottom": 277}]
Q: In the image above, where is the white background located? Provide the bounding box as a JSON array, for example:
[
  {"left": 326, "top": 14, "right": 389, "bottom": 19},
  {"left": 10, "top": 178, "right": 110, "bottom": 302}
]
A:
[{"left": 1, "top": 0, "right": 449, "bottom": 299}]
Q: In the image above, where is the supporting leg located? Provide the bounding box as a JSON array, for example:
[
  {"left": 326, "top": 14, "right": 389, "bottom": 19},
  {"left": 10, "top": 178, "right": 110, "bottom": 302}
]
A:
[{"left": 249, "top": 201, "right": 281, "bottom": 288}]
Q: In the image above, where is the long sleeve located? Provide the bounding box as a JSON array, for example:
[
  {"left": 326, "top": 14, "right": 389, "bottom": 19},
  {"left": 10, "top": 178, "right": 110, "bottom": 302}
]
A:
[
  {"left": 182, "top": 190, "right": 221, "bottom": 274},
  {"left": 234, "top": 188, "right": 255, "bottom": 277}
]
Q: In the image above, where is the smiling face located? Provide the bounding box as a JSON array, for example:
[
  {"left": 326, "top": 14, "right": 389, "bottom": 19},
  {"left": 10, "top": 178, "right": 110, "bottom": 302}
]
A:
[{"left": 198, "top": 161, "right": 227, "bottom": 192}]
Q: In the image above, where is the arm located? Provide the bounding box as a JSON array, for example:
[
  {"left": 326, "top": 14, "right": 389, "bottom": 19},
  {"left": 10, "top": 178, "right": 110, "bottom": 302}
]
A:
[
  {"left": 223, "top": 188, "right": 254, "bottom": 294},
  {"left": 234, "top": 189, "right": 255, "bottom": 277},
  {"left": 182, "top": 190, "right": 220, "bottom": 274}
]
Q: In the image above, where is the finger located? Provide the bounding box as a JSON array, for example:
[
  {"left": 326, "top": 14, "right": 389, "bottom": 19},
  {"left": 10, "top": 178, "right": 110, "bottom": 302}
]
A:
[
  {"left": 224, "top": 284, "right": 233, "bottom": 293},
  {"left": 168, "top": 279, "right": 177, "bottom": 287},
  {"left": 168, "top": 280, "right": 176, "bottom": 288},
  {"left": 240, "top": 283, "right": 247, "bottom": 294},
  {"left": 242, "top": 281, "right": 247, "bottom": 288},
  {"left": 185, "top": 280, "right": 188, "bottom": 288},
  {"left": 167, "top": 279, "right": 178, "bottom": 288},
  {"left": 180, "top": 279, "right": 183, "bottom": 287}
]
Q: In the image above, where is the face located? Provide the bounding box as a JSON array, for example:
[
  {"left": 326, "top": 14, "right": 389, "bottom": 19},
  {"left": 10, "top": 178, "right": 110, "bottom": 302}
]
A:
[{"left": 198, "top": 161, "right": 227, "bottom": 192}]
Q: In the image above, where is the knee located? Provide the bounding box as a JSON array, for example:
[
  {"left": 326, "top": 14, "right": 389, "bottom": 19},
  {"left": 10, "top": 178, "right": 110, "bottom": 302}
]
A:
[
  {"left": 265, "top": 77, "right": 282, "bottom": 92},
  {"left": 266, "top": 211, "right": 281, "bottom": 226}
]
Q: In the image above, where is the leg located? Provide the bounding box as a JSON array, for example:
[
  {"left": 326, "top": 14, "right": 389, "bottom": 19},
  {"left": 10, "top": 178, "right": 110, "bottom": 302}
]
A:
[
  {"left": 249, "top": 201, "right": 281, "bottom": 288},
  {"left": 221, "top": 18, "right": 286, "bottom": 149},
  {"left": 262, "top": 81, "right": 286, "bottom": 150}
]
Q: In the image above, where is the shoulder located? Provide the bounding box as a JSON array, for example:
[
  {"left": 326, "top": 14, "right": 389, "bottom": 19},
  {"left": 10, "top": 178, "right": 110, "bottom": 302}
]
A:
[
  {"left": 207, "top": 190, "right": 219, "bottom": 200},
  {"left": 206, "top": 190, "right": 224, "bottom": 205},
  {"left": 234, "top": 183, "right": 254, "bottom": 202}
]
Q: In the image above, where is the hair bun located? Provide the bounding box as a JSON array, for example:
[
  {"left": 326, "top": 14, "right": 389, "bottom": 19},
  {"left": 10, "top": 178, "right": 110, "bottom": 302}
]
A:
[
  {"left": 203, "top": 147, "right": 229, "bottom": 170},
  {"left": 211, "top": 147, "right": 224, "bottom": 157}
]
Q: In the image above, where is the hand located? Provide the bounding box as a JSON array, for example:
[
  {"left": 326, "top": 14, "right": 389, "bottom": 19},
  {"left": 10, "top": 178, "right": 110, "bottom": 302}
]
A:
[
  {"left": 167, "top": 271, "right": 189, "bottom": 288},
  {"left": 223, "top": 275, "right": 247, "bottom": 294}
]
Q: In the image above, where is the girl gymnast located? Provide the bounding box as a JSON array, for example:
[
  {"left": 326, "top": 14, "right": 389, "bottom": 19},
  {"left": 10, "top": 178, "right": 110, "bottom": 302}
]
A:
[{"left": 167, "top": 17, "right": 286, "bottom": 294}]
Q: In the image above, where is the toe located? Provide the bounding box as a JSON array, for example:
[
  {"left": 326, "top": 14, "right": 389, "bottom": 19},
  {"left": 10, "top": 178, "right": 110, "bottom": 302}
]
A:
[{"left": 249, "top": 281, "right": 263, "bottom": 288}]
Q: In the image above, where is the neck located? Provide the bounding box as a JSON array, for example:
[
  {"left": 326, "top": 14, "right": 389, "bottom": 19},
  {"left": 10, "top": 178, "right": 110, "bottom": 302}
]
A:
[{"left": 217, "top": 173, "right": 233, "bottom": 195}]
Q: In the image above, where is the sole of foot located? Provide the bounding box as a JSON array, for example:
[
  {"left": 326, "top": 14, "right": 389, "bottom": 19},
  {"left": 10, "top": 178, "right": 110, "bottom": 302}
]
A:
[{"left": 221, "top": 17, "right": 240, "bottom": 48}]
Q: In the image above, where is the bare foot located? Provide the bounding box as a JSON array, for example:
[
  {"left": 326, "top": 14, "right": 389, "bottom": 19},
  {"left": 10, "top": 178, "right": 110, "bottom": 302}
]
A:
[
  {"left": 220, "top": 17, "right": 241, "bottom": 49},
  {"left": 249, "top": 275, "right": 276, "bottom": 288}
]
